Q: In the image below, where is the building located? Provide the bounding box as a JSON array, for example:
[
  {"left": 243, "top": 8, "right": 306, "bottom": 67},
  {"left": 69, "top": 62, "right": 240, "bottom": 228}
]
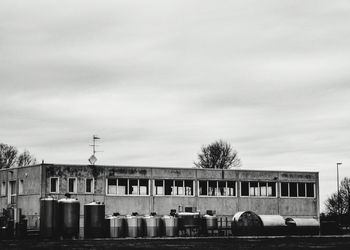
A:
[{"left": 0, "top": 163, "right": 319, "bottom": 231}]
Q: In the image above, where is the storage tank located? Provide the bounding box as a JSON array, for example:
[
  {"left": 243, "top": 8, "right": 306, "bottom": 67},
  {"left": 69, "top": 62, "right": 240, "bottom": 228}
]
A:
[
  {"left": 105, "top": 215, "right": 125, "bottom": 238},
  {"left": 40, "top": 197, "right": 59, "bottom": 238},
  {"left": 231, "top": 211, "right": 262, "bottom": 236},
  {"left": 125, "top": 214, "right": 143, "bottom": 237},
  {"left": 203, "top": 214, "right": 218, "bottom": 230},
  {"left": 84, "top": 201, "right": 105, "bottom": 238},
  {"left": 258, "top": 215, "right": 287, "bottom": 235},
  {"left": 161, "top": 215, "right": 178, "bottom": 237},
  {"left": 285, "top": 217, "right": 320, "bottom": 235},
  {"left": 58, "top": 198, "right": 80, "bottom": 239},
  {"left": 143, "top": 215, "right": 160, "bottom": 237},
  {"left": 178, "top": 212, "right": 200, "bottom": 228}
]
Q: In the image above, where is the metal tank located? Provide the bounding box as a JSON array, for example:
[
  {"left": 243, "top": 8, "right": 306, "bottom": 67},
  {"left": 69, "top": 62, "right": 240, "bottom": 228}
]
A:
[
  {"left": 84, "top": 201, "right": 105, "bottom": 238},
  {"left": 58, "top": 198, "right": 80, "bottom": 239},
  {"left": 231, "top": 211, "right": 263, "bottom": 236},
  {"left": 203, "top": 214, "right": 218, "bottom": 230},
  {"left": 40, "top": 197, "right": 59, "bottom": 238},
  {"left": 125, "top": 214, "right": 143, "bottom": 237},
  {"left": 285, "top": 217, "right": 320, "bottom": 235},
  {"left": 142, "top": 215, "right": 160, "bottom": 237},
  {"left": 178, "top": 212, "right": 200, "bottom": 228},
  {"left": 105, "top": 215, "right": 125, "bottom": 238},
  {"left": 161, "top": 215, "right": 178, "bottom": 237},
  {"left": 258, "top": 215, "right": 287, "bottom": 236}
]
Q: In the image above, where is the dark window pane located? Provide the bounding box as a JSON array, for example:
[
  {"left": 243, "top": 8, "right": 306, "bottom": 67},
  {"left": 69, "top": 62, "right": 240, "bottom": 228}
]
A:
[
  {"left": 165, "top": 180, "right": 173, "bottom": 195},
  {"left": 218, "top": 181, "right": 226, "bottom": 196},
  {"left": 199, "top": 181, "right": 207, "bottom": 195},
  {"left": 307, "top": 183, "right": 315, "bottom": 197},
  {"left": 281, "top": 183, "right": 289, "bottom": 197},
  {"left": 185, "top": 180, "right": 193, "bottom": 196},
  {"left": 118, "top": 179, "right": 127, "bottom": 195},
  {"left": 298, "top": 183, "right": 306, "bottom": 197},
  {"left": 208, "top": 181, "right": 217, "bottom": 196},
  {"left": 51, "top": 178, "right": 57, "bottom": 193},
  {"left": 86, "top": 179, "right": 93, "bottom": 193},
  {"left": 139, "top": 179, "right": 148, "bottom": 195},
  {"left": 155, "top": 180, "right": 164, "bottom": 195},
  {"left": 175, "top": 180, "right": 184, "bottom": 195},
  {"left": 129, "top": 179, "right": 138, "bottom": 195},
  {"left": 290, "top": 182, "right": 297, "bottom": 197},
  {"left": 227, "top": 181, "right": 235, "bottom": 196},
  {"left": 268, "top": 182, "right": 276, "bottom": 197},
  {"left": 68, "top": 178, "right": 76, "bottom": 193},
  {"left": 241, "top": 182, "right": 249, "bottom": 196}
]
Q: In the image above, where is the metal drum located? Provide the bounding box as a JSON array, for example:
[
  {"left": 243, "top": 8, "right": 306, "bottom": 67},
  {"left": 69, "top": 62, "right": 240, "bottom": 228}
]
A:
[
  {"left": 143, "top": 215, "right": 160, "bottom": 237},
  {"left": 84, "top": 201, "right": 105, "bottom": 238},
  {"left": 161, "top": 215, "right": 178, "bottom": 237},
  {"left": 58, "top": 198, "right": 80, "bottom": 239},
  {"left": 231, "top": 211, "right": 262, "bottom": 236},
  {"left": 106, "top": 215, "right": 125, "bottom": 238},
  {"left": 40, "top": 197, "right": 59, "bottom": 238},
  {"left": 125, "top": 215, "right": 142, "bottom": 237}
]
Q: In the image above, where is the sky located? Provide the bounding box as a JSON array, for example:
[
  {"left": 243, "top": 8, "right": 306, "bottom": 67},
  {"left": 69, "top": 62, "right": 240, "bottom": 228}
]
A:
[{"left": 1, "top": 0, "right": 350, "bottom": 212}]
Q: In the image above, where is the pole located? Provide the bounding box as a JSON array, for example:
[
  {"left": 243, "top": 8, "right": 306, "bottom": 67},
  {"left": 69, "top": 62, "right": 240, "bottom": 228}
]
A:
[{"left": 337, "top": 162, "right": 342, "bottom": 225}]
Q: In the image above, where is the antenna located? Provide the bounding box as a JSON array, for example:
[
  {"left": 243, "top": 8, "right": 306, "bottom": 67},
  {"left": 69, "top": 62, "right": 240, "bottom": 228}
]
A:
[{"left": 89, "top": 135, "right": 101, "bottom": 165}]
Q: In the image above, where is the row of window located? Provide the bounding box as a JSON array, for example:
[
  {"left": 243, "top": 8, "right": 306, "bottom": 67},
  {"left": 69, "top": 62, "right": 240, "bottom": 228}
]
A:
[{"left": 47, "top": 177, "right": 316, "bottom": 198}]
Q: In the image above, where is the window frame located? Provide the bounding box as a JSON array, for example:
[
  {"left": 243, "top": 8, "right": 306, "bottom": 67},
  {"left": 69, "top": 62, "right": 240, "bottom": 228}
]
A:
[
  {"left": 85, "top": 178, "right": 94, "bottom": 194},
  {"left": 67, "top": 177, "right": 78, "bottom": 194},
  {"left": 49, "top": 177, "right": 59, "bottom": 194},
  {"left": 1, "top": 181, "right": 6, "bottom": 196},
  {"left": 153, "top": 179, "right": 195, "bottom": 197},
  {"left": 199, "top": 180, "right": 237, "bottom": 197},
  {"left": 240, "top": 181, "right": 277, "bottom": 198},
  {"left": 106, "top": 178, "right": 150, "bottom": 196},
  {"left": 280, "top": 182, "right": 316, "bottom": 198}
]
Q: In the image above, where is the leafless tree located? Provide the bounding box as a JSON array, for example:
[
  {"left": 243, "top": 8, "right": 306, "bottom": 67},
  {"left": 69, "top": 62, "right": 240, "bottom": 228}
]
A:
[
  {"left": 194, "top": 140, "right": 241, "bottom": 169},
  {"left": 0, "top": 143, "right": 36, "bottom": 169}
]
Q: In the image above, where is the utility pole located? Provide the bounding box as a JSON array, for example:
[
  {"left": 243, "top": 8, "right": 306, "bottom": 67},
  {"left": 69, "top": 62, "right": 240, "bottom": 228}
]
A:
[{"left": 337, "top": 162, "right": 342, "bottom": 225}]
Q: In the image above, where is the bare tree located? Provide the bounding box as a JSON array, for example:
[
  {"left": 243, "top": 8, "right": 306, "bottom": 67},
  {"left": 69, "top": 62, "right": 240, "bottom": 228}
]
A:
[
  {"left": 0, "top": 143, "right": 36, "bottom": 169},
  {"left": 194, "top": 140, "right": 241, "bottom": 169},
  {"left": 17, "top": 150, "right": 37, "bottom": 167},
  {"left": 0, "top": 143, "right": 18, "bottom": 169},
  {"left": 325, "top": 177, "right": 350, "bottom": 216}
]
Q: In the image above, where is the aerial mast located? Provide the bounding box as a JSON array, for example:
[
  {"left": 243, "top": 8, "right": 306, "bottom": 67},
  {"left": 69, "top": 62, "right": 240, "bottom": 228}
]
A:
[{"left": 89, "top": 135, "right": 101, "bottom": 165}]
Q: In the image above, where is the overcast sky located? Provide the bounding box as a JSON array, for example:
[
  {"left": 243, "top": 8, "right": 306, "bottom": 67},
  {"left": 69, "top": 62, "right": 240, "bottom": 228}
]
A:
[{"left": 1, "top": 0, "right": 350, "bottom": 211}]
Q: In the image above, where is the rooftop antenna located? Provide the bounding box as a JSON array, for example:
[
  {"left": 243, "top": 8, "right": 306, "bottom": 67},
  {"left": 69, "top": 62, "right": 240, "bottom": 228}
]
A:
[{"left": 89, "top": 135, "right": 101, "bottom": 165}]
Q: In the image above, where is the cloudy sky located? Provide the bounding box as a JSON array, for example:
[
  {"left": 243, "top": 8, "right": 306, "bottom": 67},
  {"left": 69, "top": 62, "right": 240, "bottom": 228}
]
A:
[{"left": 1, "top": 0, "right": 350, "bottom": 211}]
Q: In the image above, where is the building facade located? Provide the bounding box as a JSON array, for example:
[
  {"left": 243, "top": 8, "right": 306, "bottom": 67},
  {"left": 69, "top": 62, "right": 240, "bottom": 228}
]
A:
[{"left": 0, "top": 163, "right": 320, "bottom": 230}]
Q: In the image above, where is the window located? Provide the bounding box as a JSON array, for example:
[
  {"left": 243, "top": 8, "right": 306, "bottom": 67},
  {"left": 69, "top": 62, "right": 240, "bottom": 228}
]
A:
[
  {"left": 280, "top": 182, "right": 316, "bottom": 198},
  {"left": 139, "top": 179, "right": 149, "bottom": 195},
  {"left": 117, "top": 179, "right": 127, "bottom": 195},
  {"left": 307, "top": 183, "right": 315, "bottom": 197},
  {"left": 129, "top": 179, "right": 138, "bottom": 195},
  {"left": 200, "top": 181, "right": 236, "bottom": 197},
  {"left": 281, "top": 182, "right": 289, "bottom": 197},
  {"left": 50, "top": 177, "right": 59, "bottom": 193},
  {"left": 174, "top": 180, "right": 184, "bottom": 195},
  {"left": 107, "top": 178, "right": 149, "bottom": 196},
  {"left": 68, "top": 178, "right": 77, "bottom": 193},
  {"left": 185, "top": 180, "right": 193, "bottom": 196},
  {"left": 267, "top": 182, "right": 276, "bottom": 197},
  {"left": 199, "top": 181, "right": 208, "bottom": 195},
  {"left": 154, "top": 180, "right": 164, "bottom": 195},
  {"left": 1, "top": 181, "right": 6, "bottom": 196},
  {"left": 165, "top": 180, "right": 173, "bottom": 195},
  {"left": 298, "top": 183, "right": 306, "bottom": 197},
  {"left": 85, "top": 178, "right": 94, "bottom": 193},
  {"left": 107, "top": 179, "right": 117, "bottom": 194},
  {"left": 9, "top": 181, "right": 16, "bottom": 204},
  {"left": 290, "top": 182, "right": 297, "bottom": 197},
  {"left": 19, "top": 180, "right": 24, "bottom": 195},
  {"left": 241, "top": 182, "right": 249, "bottom": 196},
  {"left": 241, "top": 181, "right": 277, "bottom": 197}
]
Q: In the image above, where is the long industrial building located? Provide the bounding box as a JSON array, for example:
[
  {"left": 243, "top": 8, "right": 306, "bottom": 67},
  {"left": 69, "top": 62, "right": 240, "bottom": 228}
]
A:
[{"left": 0, "top": 163, "right": 319, "bottom": 232}]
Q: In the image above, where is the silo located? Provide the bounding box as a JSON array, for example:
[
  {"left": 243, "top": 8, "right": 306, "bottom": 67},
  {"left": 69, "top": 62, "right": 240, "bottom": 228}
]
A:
[
  {"left": 143, "top": 215, "right": 160, "bottom": 237},
  {"left": 161, "top": 215, "right": 178, "bottom": 237},
  {"left": 58, "top": 198, "right": 80, "bottom": 239},
  {"left": 40, "top": 197, "right": 59, "bottom": 238},
  {"left": 125, "top": 214, "right": 143, "bottom": 238},
  {"left": 84, "top": 201, "right": 105, "bottom": 238},
  {"left": 105, "top": 215, "right": 125, "bottom": 238}
]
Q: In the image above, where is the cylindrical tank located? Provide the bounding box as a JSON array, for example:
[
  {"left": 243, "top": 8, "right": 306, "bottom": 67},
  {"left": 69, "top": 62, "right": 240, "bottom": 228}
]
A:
[
  {"left": 125, "top": 215, "right": 142, "bottom": 237},
  {"left": 231, "top": 211, "right": 262, "bottom": 236},
  {"left": 204, "top": 214, "right": 218, "bottom": 230},
  {"left": 161, "top": 215, "right": 178, "bottom": 237},
  {"left": 106, "top": 215, "right": 125, "bottom": 238},
  {"left": 178, "top": 212, "right": 200, "bottom": 229},
  {"left": 143, "top": 215, "right": 160, "bottom": 237},
  {"left": 258, "top": 215, "right": 287, "bottom": 235},
  {"left": 285, "top": 217, "right": 320, "bottom": 235},
  {"left": 40, "top": 197, "right": 59, "bottom": 238},
  {"left": 84, "top": 202, "right": 105, "bottom": 238},
  {"left": 58, "top": 198, "right": 80, "bottom": 239}
]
